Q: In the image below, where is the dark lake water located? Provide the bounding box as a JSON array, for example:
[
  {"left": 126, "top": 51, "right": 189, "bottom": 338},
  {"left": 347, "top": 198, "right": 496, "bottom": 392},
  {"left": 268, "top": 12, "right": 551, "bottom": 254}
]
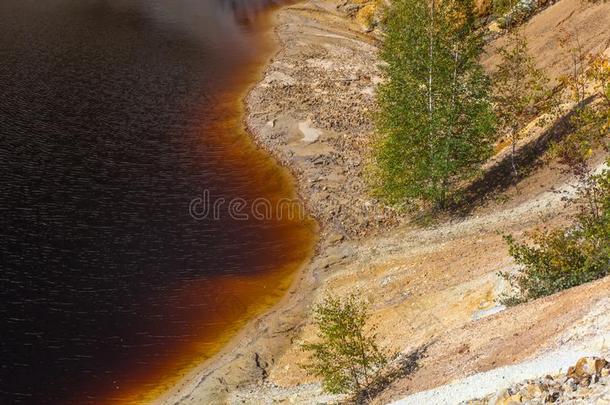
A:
[{"left": 0, "top": 1, "right": 315, "bottom": 403}]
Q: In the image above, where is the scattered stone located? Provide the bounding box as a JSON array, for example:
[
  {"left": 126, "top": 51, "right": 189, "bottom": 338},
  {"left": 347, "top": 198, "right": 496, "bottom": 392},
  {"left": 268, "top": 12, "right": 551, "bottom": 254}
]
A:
[
  {"left": 327, "top": 233, "right": 344, "bottom": 244},
  {"left": 319, "top": 254, "right": 346, "bottom": 269},
  {"left": 246, "top": 2, "right": 402, "bottom": 242},
  {"left": 567, "top": 357, "right": 608, "bottom": 380},
  {"left": 465, "top": 357, "right": 610, "bottom": 405},
  {"left": 298, "top": 120, "right": 321, "bottom": 143},
  {"left": 488, "top": 20, "right": 504, "bottom": 33}
]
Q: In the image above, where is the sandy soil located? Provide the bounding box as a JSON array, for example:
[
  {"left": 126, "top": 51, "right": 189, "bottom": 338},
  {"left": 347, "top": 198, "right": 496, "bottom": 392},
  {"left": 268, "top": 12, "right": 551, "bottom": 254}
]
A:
[
  {"left": 245, "top": 0, "right": 402, "bottom": 241},
  {"left": 155, "top": 0, "right": 610, "bottom": 404},
  {"left": 482, "top": 0, "right": 610, "bottom": 79}
]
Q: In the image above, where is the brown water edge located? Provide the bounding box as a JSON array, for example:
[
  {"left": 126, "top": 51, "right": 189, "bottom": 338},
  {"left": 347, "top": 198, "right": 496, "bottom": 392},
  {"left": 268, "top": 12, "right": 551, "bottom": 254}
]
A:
[
  {"left": 91, "top": 3, "right": 317, "bottom": 404},
  {"left": 112, "top": 264, "right": 313, "bottom": 405}
]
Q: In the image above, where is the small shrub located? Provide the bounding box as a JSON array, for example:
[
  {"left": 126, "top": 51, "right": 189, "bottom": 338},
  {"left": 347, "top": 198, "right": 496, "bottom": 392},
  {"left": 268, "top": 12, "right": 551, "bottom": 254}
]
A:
[
  {"left": 492, "top": 0, "right": 515, "bottom": 17},
  {"left": 356, "top": 4, "right": 378, "bottom": 30},
  {"left": 501, "top": 164, "right": 610, "bottom": 304},
  {"left": 355, "top": 0, "right": 385, "bottom": 31},
  {"left": 300, "top": 294, "right": 389, "bottom": 399}
]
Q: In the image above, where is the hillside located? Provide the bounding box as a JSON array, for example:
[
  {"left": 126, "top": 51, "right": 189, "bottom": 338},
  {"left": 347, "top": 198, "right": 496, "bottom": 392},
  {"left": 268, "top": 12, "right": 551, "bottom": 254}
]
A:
[{"left": 155, "top": 0, "right": 610, "bottom": 403}]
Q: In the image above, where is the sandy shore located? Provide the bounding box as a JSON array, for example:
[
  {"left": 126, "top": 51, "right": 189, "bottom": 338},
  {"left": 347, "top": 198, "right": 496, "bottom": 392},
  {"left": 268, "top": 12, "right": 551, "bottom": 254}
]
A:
[
  {"left": 244, "top": 0, "right": 402, "bottom": 243},
  {"left": 155, "top": 0, "right": 610, "bottom": 403},
  {"left": 152, "top": 1, "right": 386, "bottom": 403}
]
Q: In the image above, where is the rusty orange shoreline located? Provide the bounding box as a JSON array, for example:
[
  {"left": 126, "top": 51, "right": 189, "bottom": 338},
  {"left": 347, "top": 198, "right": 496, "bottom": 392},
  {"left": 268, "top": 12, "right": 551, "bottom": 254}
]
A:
[{"left": 96, "top": 3, "right": 316, "bottom": 404}]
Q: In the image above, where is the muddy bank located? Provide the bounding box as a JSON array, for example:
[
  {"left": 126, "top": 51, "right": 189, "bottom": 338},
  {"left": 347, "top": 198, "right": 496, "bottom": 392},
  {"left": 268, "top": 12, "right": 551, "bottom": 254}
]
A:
[{"left": 246, "top": 0, "right": 401, "bottom": 243}]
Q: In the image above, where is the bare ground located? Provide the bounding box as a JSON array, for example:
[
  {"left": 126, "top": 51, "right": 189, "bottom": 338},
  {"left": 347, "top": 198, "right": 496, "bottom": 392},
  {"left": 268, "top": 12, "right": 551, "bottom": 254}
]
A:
[{"left": 245, "top": 0, "right": 401, "bottom": 241}]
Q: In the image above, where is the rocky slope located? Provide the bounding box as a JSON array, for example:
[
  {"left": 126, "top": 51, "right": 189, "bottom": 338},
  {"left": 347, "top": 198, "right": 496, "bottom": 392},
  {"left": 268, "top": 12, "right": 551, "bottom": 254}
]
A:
[{"left": 466, "top": 357, "right": 610, "bottom": 405}]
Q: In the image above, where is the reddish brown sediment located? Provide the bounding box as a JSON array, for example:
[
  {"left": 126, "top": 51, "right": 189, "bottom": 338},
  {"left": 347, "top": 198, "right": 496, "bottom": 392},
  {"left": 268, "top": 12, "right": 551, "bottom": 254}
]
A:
[
  {"left": 103, "top": 260, "right": 314, "bottom": 404},
  {"left": 86, "top": 3, "right": 318, "bottom": 404}
]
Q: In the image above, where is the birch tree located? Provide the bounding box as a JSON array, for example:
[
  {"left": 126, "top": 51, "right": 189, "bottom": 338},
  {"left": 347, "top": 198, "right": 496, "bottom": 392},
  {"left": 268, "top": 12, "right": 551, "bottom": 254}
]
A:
[{"left": 374, "top": 0, "right": 495, "bottom": 208}]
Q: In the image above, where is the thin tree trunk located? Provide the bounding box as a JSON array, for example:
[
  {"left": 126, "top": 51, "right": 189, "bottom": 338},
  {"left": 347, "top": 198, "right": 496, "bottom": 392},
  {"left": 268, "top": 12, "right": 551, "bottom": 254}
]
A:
[
  {"left": 338, "top": 334, "right": 361, "bottom": 392},
  {"left": 428, "top": 0, "right": 434, "bottom": 119},
  {"left": 428, "top": 0, "right": 436, "bottom": 199},
  {"left": 441, "top": 50, "right": 460, "bottom": 208},
  {"left": 428, "top": 0, "right": 435, "bottom": 117},
  {"left": 511, "top": 127, "right": 518, "bottom": 181}
]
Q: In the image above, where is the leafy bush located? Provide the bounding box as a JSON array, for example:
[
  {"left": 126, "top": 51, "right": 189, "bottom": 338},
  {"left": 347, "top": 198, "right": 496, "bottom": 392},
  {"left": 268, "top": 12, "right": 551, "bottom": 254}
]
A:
[
  {"left": 502, "top": 164, "right": 610, "bottom": 304},
  {"left": 355, "top": 0, "right": 385, "bottom": 31},
  {"left": 492, "top": 0, "right": 516, "bottom": 17},
  {"left": 504, "top": 49, "right": 610, "bottom": 305},
  {"left": 300, "top": 294, "right": 389, "bottom": 398}
]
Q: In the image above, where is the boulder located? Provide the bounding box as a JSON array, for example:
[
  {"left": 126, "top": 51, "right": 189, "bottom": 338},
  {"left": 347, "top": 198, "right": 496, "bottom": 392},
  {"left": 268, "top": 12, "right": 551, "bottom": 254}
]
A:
[{"left": 567, "top": 357, "right": 609, "bottom": 379}]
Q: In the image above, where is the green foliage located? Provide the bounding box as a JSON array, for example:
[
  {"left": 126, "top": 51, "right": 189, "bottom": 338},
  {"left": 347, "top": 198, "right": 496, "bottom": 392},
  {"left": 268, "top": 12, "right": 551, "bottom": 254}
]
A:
[
  {"left": 492, "top": 32, "right": 552, "bottom": 178},
  {"left": 492, "top": 0, "right": 516, "bottom": 17},
  {"left": 502, "top": 163, "right": 610, "bottom": 304},
  {"left": 493, "top": 32, "right": 551, "bottom": 133},
  {"left": 504, "top": 41, "right": 610, "bottom": 305},
  {"left": 495, "top": 0, "right": 538, "bottom": 29},
  {"left": 373, "top": 0, "right": 495, "bottom": 209},
  {"left": 300, "top": 294, "right": 388, "bottom": 397}
]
